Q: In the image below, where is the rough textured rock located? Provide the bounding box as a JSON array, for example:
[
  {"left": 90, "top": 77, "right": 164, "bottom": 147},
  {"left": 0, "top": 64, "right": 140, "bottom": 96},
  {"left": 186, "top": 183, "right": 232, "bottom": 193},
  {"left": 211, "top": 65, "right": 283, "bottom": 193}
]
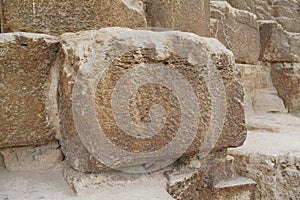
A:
[
  {"left": 167, "top": 151, "right": 256, "bottom": 200},
  {"left": 251, "top": 88, "right": 287, "bottom": 114},
  {"left": 271, "top": 63, "right": 300, "bottom": 113},
  {"left": 210, "top": 1, "right": 260, "bottom": 64},
  {"left": 229, "top": 113, "right": 300, "bottom": 200},
  {"left": 237, "top": 64, "right": 286, "bottom": 114},
  {"left": 63, "top": 167, "right": 173, "bottom": 199},
  {"left": 144, "top": 0, "right": 210, "bottom": 36},
  {"left": 0, "top": 32, "right": 60, "bottom": 148},
  {"left": 2, "top": 0, "right": 146, "bottom": 35},
  {"left": 259, "top": 20, "right": 300, "bottom": 63},
  {"left": 59, "top": 27, "right": 246, "bottom": 172},
  {"left": 227, "top": 0, "right": 300, "bottom": 33},
  {"left": 0, "top": 142, "right": 63, "bottom": 171}
]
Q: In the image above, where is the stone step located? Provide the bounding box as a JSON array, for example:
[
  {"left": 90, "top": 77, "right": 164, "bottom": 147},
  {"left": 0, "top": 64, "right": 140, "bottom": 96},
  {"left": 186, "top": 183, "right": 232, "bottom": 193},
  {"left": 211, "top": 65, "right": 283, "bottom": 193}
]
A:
[{"left": 213, "top": 176, "right": 256, "bottom": 200}]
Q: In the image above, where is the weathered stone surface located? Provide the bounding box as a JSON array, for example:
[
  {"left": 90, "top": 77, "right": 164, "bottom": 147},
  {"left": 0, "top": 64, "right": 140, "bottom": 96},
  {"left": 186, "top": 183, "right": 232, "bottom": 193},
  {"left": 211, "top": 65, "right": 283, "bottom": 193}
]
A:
[
  {"left": 237, "top": 63, "right": 286, "bottom": 114},
  {"left": 271, "top": 63, "right": 300, "bottom": 113},
  {"left": 0, "top": 32, "right": 60, "bottom": 148},
  {"left": 210, "top": 1, "right": 260, "bottom": 64},
  {"left": 144, "top": 0, "right": 210, "bottom": 36},
  {"left": 227, "top": 0, "right": 300, "bottom": 33},
  {"left": 59, "top": 27, "right": 246, "bottom": 172},
  {"left": 167, "top": 151, "right": 256, "bottom": 200},
  {"left": 2, "top": 0, "right": 146, "bottom": 35},
  {"left": 229, "top": 113, "right": 300, "bottom": 200},
  {"left": 259, "top": 20, "right": 300, "bottom": 62},
  {"left": 0, "top": 142, "right": 63, "bottom": 171},
  {"left": 251, "top": 89, "right": 287, "bottom": 114},
  {"left": 63, "top": 167, "right": 173, "bottom": 199},
  {"left": 237, "top": 64, "right": 270, "bottom": 94}
]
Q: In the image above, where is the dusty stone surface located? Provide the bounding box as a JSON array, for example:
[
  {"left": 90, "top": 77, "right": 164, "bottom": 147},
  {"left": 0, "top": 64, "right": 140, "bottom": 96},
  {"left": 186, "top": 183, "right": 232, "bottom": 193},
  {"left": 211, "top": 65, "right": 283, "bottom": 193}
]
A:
[
  {"left": 59, "top": 27, "right": 246, "bottom": 172},
  {"left": 0, "top": 32, "right": 60, "bottom": 148},
  {"left": 230, "top": 113, "right": 300, "bottom": 200},
  {"left": 0, "top": 168, "right": 75, "bottom": 200},
  {"left": 2, "top": 0, "right": 146, "bottom": 35},
  {"left": 0, "top": 167, "right": 174, "bottom": 200},
  {"left": 144, "top": 0, "right": 210, "bottom": 36},
  {"left": 63, "top": 167, "right": 173, "bottom": 199},
  {"left": 0, "top": 142, "right": 63, "bottom": 171},
  {"left": 210, "top": 1, "right": 260, "bottom": 64},
  {"left": 227, "top": 0, "right": 300, "bottom": 33},
  {"left": 237, "top": 64, "right": 286, "bottom": 114},
  {"left": 251, "top": 88, "right": 287, "bottom": 114},
  {"left": 166, "top": 151, "right": 256, "bottom": 200},
  {"left": 259, "top": 20, "right": 300, "bottom": 62},
  {"left": 271, "top": 62, "right": 300, "bottom": 113}
]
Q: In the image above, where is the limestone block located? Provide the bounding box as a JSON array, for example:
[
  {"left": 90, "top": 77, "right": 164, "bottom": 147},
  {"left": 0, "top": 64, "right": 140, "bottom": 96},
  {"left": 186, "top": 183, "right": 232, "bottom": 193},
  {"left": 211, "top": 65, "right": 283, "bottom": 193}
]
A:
[
  {"left": 275, "top": 17, "right": 300, "bottom": 33},
  {"left": 167, "top": 152, "right": 256, "bottom": 200},
  {"left": 259, "top": 20, "right": 300, "bottom": 62},
  {"left": 0, "top": 32, "right": 59, "bottom": 148},
  {"left": 210, "top": 1, "right": 260, "bottom": 64},
  {"left": 59, "top": 27, "right": 246, "bottom": 172},
  {"left": 144, "top": 0, "right": 210, "bottom": 36},
  {"left": 237, "top": 64, "right": 269, "bottom": 94},
  {"left": 229, "top": 113, "right": 300, "bottom": 200},
  {"left": 0, "top": 142, "right": 63, "bottom": 171},
  {"left": 251, "top": 89, "right": 287, "bottom": 114},
  {"left": 227, "top": 0, "right": 300, "bottom": 32},
  {"left": 271, "top": 63, "right": 300, "bottom": 113},
  {"left": 2, "top": 0, "right": 146, "bottom": 35}
]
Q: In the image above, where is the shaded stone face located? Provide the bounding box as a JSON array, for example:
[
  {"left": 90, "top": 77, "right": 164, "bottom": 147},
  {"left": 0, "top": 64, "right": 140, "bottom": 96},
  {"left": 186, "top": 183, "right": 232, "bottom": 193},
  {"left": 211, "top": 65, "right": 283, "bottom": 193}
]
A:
[
  {"left": 1, "top": 0, "right": 146, "bottom": 35},
  {"left": 210, "top": 1, "right": 261, "bottom": 64},
  {"left": 271, "top": 63, "right": 300, "bottom": 113},
  {"left": 0, "top": 33, "right": 59, "bottom": 148},
  {"left": 259, "top": 20, "right": 300, "bottom": 63},
  {"left": 144, "top": 0, "right": 210, "bottom": 36},
  {"left": 59, "top": 28, "right": 246, "bottom": 173}
]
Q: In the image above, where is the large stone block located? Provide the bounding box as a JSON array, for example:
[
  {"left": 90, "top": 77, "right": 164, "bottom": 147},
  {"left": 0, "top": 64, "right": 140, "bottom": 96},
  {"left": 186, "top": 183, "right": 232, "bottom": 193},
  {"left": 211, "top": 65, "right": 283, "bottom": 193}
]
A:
[
  {"left": 259, "top": 20, "right": 300, "bottom": 63},
  {"left": 0, "top": 32, "right": 59, "bottom": 148},
  {"left": 2, "top": 0, "right": 146, "bottom": 35},
  {"left": 227, "top": 0, "right": 300, "bottom": 33},
  {"left": 59, "top": 27, "right": 246, "bottom": 173},
  {"left": 229, "top": 113, "right": 300, "bottom": 200},
  {"left": 144, "top": 0, "right": 210, "bottom": 36},
  {"left": 210, "top": 1, "right": 260, "bottom": 64},
  {"left": 271, "top": 63, "right": 300, "bottom": 113},
  {"left": 0, "top": 142, "right": 63, "bottom": 171}
]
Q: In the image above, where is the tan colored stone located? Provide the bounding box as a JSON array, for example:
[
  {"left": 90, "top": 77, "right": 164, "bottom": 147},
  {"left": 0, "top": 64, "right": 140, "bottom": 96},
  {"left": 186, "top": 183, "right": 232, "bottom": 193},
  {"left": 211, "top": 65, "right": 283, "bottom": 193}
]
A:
[
  {"left": 227, "top": 0, "right": 300, "bottom": 33},
  {"left": 0, "top": 32, "right": 59, "bottom": 148},
  {"left": 271, "top": 63, "right": 300, "bottom": 113},
  {"left": 237, "top": 64, "right": 269, "bottom": 94},
  {"left": 229, "top": 113, "right": 300, "bottom": 200},
  {"left": 167, "top": 151, "right": 256, "bottom": 200},
  {"left": 275, "top": 17, "right": 300, "bottom": 33},
  {"left": 0, "top": 142, "right": 63, "bottom": 171},
  {"left": 251, "top": 89, "right": 287, "bottom": 114},
  {"left": 2, "top": 0, "right": 146, "bottom": 35},
  {"left": 259, "top": 20, "right": 300, "bottom": 62},
  {"left": 238, "top": 113, "right": 300, "bottom": 196},
  {"left": 59, "top": 27, "right": 246, "bottom": 172},
  {"left": 144, "top": 0, "right": 210, "bottom": 36},
  {"left": 210, "top": 1, "right": 260, "bottom": 64}
]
